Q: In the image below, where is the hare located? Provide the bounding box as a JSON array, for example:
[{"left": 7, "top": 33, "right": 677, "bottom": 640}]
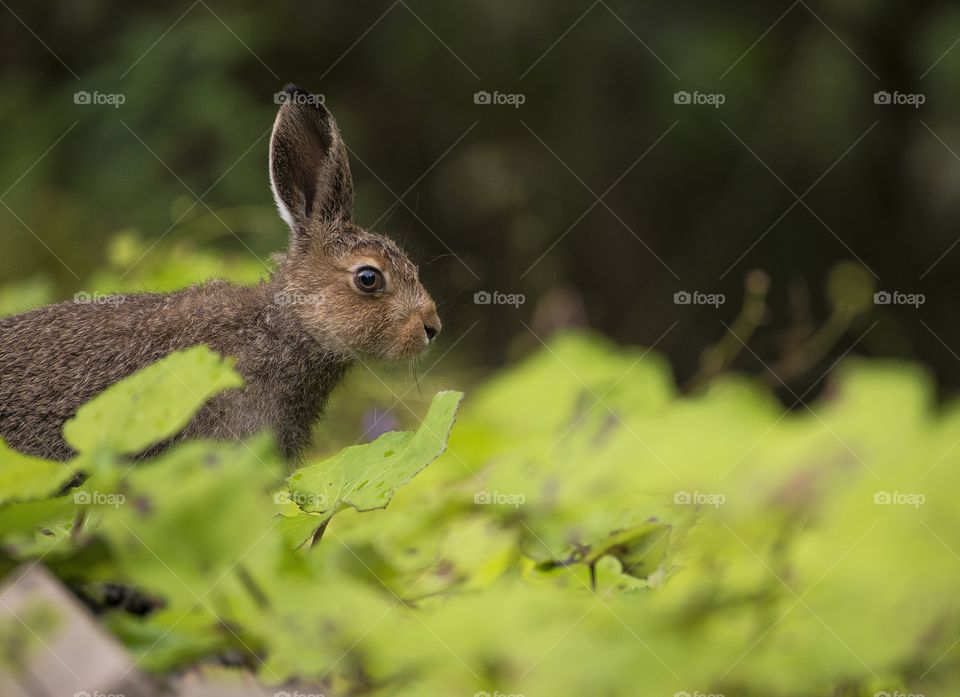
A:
[{"left": 0, "top": 85, "right": 441, "bottom": 462}]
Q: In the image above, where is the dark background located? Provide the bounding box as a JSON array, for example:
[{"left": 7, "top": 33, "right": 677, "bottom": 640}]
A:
[{"left": 2, "top": 1, "right": 960, "bottom": 397}]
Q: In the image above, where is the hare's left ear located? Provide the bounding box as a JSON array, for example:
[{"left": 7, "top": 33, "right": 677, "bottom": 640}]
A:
[{"left": 269, "top": 84, "right": 353, "bottom": 244}]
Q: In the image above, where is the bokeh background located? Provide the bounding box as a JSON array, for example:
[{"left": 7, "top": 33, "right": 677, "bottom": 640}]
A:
[{"left": 3, "top": 0, "right": 960, "bottom": 400}]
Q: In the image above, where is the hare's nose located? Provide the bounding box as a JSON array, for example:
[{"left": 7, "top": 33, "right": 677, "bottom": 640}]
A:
[{"left": 422, "top": 307, "right": 441, "bottom": 342}]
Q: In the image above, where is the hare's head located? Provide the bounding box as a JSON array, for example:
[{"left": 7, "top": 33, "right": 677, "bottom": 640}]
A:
[{"left": 269, "top": 85, "right": 441, "bottom": 361}]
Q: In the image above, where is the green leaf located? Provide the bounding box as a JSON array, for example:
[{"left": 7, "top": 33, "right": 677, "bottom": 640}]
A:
[
  {"left": 62, "top": 345, "right": 244, "bottom": 455},
  {"left": 0, "top": 498, "right": 75, "bottom": 540},
  {"left": 0, "top": 441, "right": 76, "bottom": 504},
  {"left": 581, "top": 521, "right": 672, "bottom": 579},
  {"left": 96, "top": 437, "right": 282, "bottom": 608},
  {"left": 287, "top": 391, "right": 464, "bottom": 522}
]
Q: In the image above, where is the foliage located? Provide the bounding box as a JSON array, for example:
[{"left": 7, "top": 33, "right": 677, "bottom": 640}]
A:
[{"left": 1, "top": 331, "right": 959, "bottom": 695}]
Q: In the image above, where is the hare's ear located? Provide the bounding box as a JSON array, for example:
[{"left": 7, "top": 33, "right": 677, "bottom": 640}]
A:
[{"left": 269, "top": 84, "right": 353, "bottom": 243}]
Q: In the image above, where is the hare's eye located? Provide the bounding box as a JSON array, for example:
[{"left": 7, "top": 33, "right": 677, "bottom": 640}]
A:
[{"left": 354, "top": 266, "right": 385, "bottom": 293}]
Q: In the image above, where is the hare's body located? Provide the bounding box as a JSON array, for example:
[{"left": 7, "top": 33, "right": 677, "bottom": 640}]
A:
[
  {"left": 0, "top": 276, "right": 348, "bottom": 461},
  {"left": 0, "top": 85, "right": 440, "bottom": 462}
]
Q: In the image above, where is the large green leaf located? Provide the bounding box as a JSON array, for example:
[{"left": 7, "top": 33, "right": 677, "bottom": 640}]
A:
[
  {"left": 286, "top": 390, "right": 463, "bottom": 523},
  {"left": 62, "top": 345, "right": 244, "bottom": 455},
  {"left": 0, "top": 441, "right": 76, "bottom": 504},
  {"left": 96, "top": 437, "right": 282, "bottom": 607}
]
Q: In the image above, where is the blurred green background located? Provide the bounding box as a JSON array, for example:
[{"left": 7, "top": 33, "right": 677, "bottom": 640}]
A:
[{"left": 2, "top": 0, "right": 960, "bottom": 398}]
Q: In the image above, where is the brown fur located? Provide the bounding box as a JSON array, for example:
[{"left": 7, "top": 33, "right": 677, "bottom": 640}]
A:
[{"left": 0, "top": 85, "right": 440, "bottom": 462}]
